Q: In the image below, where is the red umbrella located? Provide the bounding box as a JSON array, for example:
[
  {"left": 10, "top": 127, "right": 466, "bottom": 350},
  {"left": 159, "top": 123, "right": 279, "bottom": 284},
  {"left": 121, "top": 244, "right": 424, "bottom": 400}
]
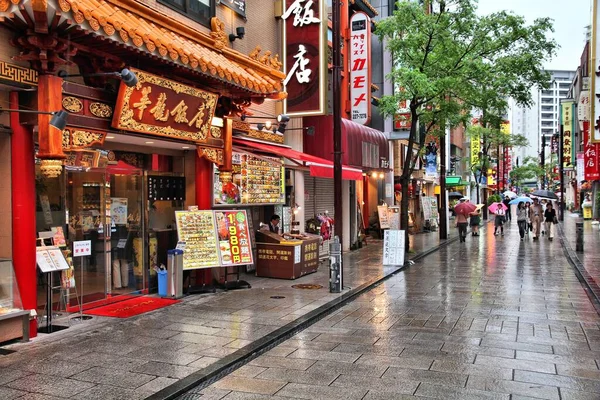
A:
[{"left": 454, "top": 201, "right": 476, "bottom": 215}]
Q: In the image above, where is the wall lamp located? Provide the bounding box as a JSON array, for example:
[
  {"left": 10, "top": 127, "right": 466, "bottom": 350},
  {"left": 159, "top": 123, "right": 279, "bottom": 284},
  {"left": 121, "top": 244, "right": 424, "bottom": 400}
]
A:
[
  {"left": 241, "top": 113, "right": 289, "bottom": 122},
  {"left": 0, "top": 108, "right": 68, "bottom": 130},
  {"left": 229, "top": 27, "right": 245, "bottom": 42},
  {"left": 58, "top": 68, "right": 138, "bottom": 88}
]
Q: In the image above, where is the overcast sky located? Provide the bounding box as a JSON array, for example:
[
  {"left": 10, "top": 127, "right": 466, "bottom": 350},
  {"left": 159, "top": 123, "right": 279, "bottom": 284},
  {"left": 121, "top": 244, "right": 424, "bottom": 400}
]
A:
[{"left": 476, "top": 0, "right": 591, "bottom": 71}]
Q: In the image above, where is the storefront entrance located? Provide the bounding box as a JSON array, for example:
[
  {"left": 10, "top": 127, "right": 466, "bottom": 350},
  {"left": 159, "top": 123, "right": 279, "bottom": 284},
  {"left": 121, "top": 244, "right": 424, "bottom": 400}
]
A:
[{"left": 65, "top": 165, "right": 145, "bottom": 309}]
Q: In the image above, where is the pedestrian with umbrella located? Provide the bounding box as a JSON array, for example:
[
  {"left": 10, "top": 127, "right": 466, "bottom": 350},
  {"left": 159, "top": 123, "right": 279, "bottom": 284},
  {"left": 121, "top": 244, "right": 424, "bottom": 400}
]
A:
[
  {"left": 489, "top": 201, "right": 507, "bottom": 236},
  {"left": 454, "top": 198, "right": 476, "bottom": 242}
]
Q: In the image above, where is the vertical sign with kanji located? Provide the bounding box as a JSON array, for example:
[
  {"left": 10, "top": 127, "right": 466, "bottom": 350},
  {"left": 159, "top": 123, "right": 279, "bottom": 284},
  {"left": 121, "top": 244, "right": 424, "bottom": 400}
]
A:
[
  {"left": 583, "top": 121, "right": 600, "bottom": 180},
  {"left": 350, "top": 12, "right": 371, "bottom": 125},
  {"left": 591, "top": 0, "right": 600, "bottom": 142},
  {"left": 282, "top": 0, "right": 327, "bottom": 116},
  {"left": 561, "top": 100, "right": 575, "bottom": 170}
]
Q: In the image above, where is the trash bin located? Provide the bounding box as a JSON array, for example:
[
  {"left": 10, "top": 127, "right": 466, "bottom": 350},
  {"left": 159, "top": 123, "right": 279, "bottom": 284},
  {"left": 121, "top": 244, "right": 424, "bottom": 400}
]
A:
[
  {"left": 167, "top": 249, "right": 184, "bottom": 298},
  {"left": 157, "top": 269, "right": 168, "bottom": 297}
]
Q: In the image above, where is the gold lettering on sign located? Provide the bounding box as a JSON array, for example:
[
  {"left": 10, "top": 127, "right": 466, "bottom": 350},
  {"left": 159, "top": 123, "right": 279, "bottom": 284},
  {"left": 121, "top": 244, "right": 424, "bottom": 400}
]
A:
[
  {"left": 133, "top": 86, "right": 152, "bottom": 119},
  {"left": 170, "top": 100, "right": 189, "bottom": 123},
  {"left": 150, "top": 93, "right": 169, "bottom": 121},
  {"left": 188, "top": 106, "right": 205, "bottom": 128}
]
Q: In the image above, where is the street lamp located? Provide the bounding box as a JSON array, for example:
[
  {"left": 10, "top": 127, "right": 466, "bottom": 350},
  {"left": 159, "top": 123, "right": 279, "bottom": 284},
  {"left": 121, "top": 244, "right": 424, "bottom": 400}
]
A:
[{"left": 58, "top": 68, "right": 139, "bottom": 87}]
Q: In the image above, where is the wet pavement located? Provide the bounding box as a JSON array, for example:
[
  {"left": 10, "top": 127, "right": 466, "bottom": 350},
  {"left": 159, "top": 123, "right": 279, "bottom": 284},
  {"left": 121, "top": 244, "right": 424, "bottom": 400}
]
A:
[
  {"left": 0, "top": 230, "right": 455, "bottom": 400},
  {"left": 187, "top": 220, "right": 600, "bottom": 400}
]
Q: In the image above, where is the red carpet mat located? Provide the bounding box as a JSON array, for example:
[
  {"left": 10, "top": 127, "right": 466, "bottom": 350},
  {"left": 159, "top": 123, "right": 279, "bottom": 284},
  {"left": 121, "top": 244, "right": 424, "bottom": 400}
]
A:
[{"left": 84, "top": 296, "right": 180, "bottom": 318}]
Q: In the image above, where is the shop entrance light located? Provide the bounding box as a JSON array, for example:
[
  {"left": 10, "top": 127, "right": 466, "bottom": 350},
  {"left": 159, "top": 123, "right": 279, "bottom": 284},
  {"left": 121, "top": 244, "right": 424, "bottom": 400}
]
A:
[
  {"left": 0, "top": 108, "right": 68, "bottom": 130},
  {"left": 58, "top": 68, "right": 138, "bottom": 87}
]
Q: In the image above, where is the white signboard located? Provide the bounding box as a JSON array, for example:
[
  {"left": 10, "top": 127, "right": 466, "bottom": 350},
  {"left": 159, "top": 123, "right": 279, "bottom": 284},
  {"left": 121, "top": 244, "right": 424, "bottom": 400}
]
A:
[
  {"left": 36, "top": 248, "right": 70, "bottom": 273},
  {"left": 579, "top": 91, "right": 590, "bottom": 131},
  {"left": 73, "top": 240, "right": 91, "bottom": 257},
  {"left": 383, "top": 230, "right": 406, "bottom": 266},
  {"left": 377, "top": 205, "right": 390, "bottom": 229},
  {"left": 388, "top": 206, "right": 400, "bottom": 230},
  {"left": 350, "top": 12, "right": 370, "bottom": 125},
  {"left": 294, "top": 245, "right": 302, "bottom": 264}
]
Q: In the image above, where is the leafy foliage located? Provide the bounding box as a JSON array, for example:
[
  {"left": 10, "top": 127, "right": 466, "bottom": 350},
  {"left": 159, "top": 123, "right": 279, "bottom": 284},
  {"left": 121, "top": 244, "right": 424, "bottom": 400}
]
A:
[{"left": 509, "top": 156, "right": 544, "bottom": 189}]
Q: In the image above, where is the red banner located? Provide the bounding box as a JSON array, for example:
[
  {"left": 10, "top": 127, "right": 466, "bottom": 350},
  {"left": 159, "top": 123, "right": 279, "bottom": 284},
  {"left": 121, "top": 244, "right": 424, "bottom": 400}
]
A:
[
  {"left": 282, "top": 0, "right": 326, "bottom": 116},
  {"left": 584, "top": 121, "right": 600, "bottom": 180}
]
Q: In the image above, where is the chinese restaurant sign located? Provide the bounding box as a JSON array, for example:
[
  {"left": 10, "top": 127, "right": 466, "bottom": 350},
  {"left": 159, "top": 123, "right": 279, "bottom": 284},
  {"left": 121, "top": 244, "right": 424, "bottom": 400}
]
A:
[
  {"left": 282, "top": 0, "right": 327, "bottom": 116},
  {"left": 215, "top": 210, "right": 253, "bottom": 266},
  {"left": 583, "top": 121, "right": 600, "bottom": 180},
  {"left": 350, "top": 12, "right": 371, "bottom": 125},
  {"left": 561, "top": 100, "right": 575, "bottom": 170},
  {"left": 112, "top": 68, "right": 218, "bottom": 143}
]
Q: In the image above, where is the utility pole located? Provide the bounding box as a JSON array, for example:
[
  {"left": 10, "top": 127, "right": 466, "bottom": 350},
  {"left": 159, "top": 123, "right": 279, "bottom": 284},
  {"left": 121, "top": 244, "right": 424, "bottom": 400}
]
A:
[
  {"left": 540, "top": 135, "right": 546, "bottom": 189},
  {"left": 332, "top": 0, "right": 343, "bottom": 286}
]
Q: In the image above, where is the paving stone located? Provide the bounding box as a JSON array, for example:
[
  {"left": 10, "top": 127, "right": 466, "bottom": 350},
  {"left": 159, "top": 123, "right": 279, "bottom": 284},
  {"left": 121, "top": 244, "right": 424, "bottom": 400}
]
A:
[
  {"left": 0, "top": 386, "right": 27, "bottom": 400},
  {"left": 286, "top": 348, "right": 361, "bottom": 363},
  {"left": 126, "top": 347, "right": 203, "bottom": 365},
  {"left": 212, "top": 376, "right": 286, "bottom": 395},
  {"left": 467, "top": 374, "right": 560, "bottom": 399},
  {"left": 135, "top": 376, "right": 179, "bottom": 393},
  {"left": 19, "top": 359, "right": 93, "bottom": 378},
  {"left": 515, "top": 369, "right": 600, "bottom": 393},
  {"left": 14, "top": 394, "right": 67, "bottom": 400},
  {"left": 312, "top": 333, "right": 380, "bottom": 344},
  {"left": 415, "top": 382, "right": 509, "bottom": 400},
  {"left": 5, "top": 373, "right": 95, "bottom": 398},
  {"left": 307, "top": 360, "right": 388, "bottom": 378},
  {"left": 170, "top": 332, "right": 236, "bottom": 346},
  {"left": 256, "top": 367, "right": 340, "bottom": 386},
  {"left": 516, "top": 350, "right": 599, "bottom": 369},
  {"left": 71, "top": 384, "right": 151, "bottom": 400},
  {"left": 559, "top": 388, "right": 600, "bottom": 400},
  {"left": 187, "top": 356, "right": 220, "bottom": 369},
  {"left": 556, "top": 364, "right": 600, "bottom": 380},
  {"left": 278, "top": 339, "right": 339, "bottom": 351},
  {"left": 331, "top": 343, "right": 403, "bottom": 356},
  {"left": 69, "top": 366, "right": 155, "bottom": 388},
  {"left": 274, "top": 382, "right": 368, "bottom": 400},
  {"left": 164, "top": 323, "right": 224, "bottom": 335},
  {"left": 431, "top": 359, "right": 513, "bottom": 380},
  {"left": 330, "top": 373, "right": 419, "bottom": 394},
  {"left": 231, "top": 365, "right": 268, "bottom": 378},
  {"left": 382, "top": 366, "right": 468, "bottom": 387},
  {"left": 0, "top": 368, "right": 30, "bottom": 385},
  {"left": 475, "top": 354, "right": 556, "bottom": 374},
  {"left": 479, "top": 338, "right": 554, "bottom": 354},
  {"left": 249, "top": 355, "right": 316, "bottom": 370},
  {"left": 356, "top": 354, "right": 433, "bottom": 370},
  {"left": 132, "top": 361, "right": 196, "bottom": 379}
]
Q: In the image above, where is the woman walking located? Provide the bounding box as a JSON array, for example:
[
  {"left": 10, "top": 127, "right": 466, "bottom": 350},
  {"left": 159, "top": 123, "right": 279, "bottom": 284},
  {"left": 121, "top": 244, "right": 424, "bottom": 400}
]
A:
[
  {"left": 544, "top": 202, "right": 556, "bottom": 241},
  {"left": 494, "top": 204, "right": 506, "bottom": 236},
  {"left": 516, "top": 202, "right": 528, "bottom": 241},
  {"left": 470, "top": 209, "right": 481, "bottom": 236}
]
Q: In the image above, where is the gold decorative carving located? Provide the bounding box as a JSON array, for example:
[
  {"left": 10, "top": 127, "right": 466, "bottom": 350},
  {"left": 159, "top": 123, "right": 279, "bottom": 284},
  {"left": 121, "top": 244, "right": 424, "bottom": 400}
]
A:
[
  {"left": 62, "top": 96, "right": 83, "bottom": 113},
  {"left": 62, "top": 128, "right": 106, "bottom": 149},
  {"left": 0, "top": 61, "right": 38, "bottom": 86},
  {"left": 249, "top": 46, "right": 261, "bottom": 60},
  {"left": 247, "top": 129, "right": 284, "bottom": 144},
  {"left": 269, "top": 54, "right": 282, "bottom": 70},
  {"left": 232, "top": 120, "right": 250, "bottom": 133},
  {"left": 259, "top": 51, "right": 272, "bottom": 65},
  {"left": 199, "top": 147, "right": 224, "bottom": 166},
  {"left": 210, "top": 17, "right": 228, "bottom": 50},
  {"left": 40, "top": 159, "right": 63, "bottom": 178},
  {"left": 89, "top": 102, "right": 113, "bottom": 118},
  {"left": 210, "top": 126, "right": 222, "bottom": 138}
]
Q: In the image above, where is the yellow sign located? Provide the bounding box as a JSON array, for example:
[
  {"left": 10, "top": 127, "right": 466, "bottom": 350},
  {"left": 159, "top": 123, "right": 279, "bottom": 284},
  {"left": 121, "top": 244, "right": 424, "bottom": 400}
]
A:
[
  {"left": 470, "top": 130, "right": 481, "bottom": 167},
  {"left": 487, "top": 168, "right": 496, "bottom": 186},
  {"left": 561, "top": 101, "right": 575, "bottom": 169},
  {"left": 500, "top": 121, "right": 511, "bottom": 135}
]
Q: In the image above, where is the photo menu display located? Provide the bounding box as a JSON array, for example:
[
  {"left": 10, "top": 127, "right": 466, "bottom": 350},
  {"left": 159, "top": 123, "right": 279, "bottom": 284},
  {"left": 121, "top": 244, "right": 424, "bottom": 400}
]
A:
[
  {"left": 214, "top": 210, "right": 253, "bottom": 266},
  {"left": 214, "top": 152, "right": 285, "bottom": 206},
  {"left": 175, "top": 210, "right": 220, "bottom": 270}
]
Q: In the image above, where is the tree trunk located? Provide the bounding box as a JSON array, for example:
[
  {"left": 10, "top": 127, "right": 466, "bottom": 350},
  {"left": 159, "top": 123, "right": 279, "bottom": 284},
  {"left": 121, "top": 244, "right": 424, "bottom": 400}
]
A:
[{"left": 400, "top": 175, "right": 410, "bottom": 251}]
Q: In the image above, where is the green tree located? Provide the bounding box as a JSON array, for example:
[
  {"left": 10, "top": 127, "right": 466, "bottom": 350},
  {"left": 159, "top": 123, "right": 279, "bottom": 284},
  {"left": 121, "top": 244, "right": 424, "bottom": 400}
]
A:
[
  {"left": 375, "top": 0, "right": 556, "bottom": 249},
  {"left": 509, "top": 156, "right": 544, "bottom": 190}
]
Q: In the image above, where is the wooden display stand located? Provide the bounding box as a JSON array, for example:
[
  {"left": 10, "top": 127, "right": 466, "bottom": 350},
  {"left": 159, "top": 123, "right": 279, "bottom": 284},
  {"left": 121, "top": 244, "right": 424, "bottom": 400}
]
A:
[{"left": 255, "top": 231, "right": 320, "bottom": 280}]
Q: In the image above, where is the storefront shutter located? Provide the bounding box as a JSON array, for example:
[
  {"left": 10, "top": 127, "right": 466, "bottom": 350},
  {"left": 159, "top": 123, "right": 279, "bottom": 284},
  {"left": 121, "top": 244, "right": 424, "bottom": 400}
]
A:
[{"left": 303, "top": 172, "right": 335, "bottom": 259}]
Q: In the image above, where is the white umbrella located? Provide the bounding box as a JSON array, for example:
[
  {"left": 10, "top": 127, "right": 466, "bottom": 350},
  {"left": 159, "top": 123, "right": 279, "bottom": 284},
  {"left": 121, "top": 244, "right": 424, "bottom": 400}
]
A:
[{"left": 503, "top": 190, "right": 517, "bottom": 198}]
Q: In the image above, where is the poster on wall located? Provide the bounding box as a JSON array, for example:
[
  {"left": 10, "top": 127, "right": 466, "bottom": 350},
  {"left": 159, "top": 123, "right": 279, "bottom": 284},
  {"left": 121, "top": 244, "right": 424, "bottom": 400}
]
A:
[
  {"left": 377, "top": 205, "right": 390, "bottom": 229},
  {"left": 383, "top": 230, "right": 405, "bottom": 266},
  {"left": 214, "top": 152, "right": 285, "bottom": 206},
  {"left": 214, "top": 210, "right": 254, "bottom": 266},
  {"left": 175, "top": 210, "right": 221, "bottom": 270},
  {"left": 110, "top": 198, "right": 128, "bottom": 225}
]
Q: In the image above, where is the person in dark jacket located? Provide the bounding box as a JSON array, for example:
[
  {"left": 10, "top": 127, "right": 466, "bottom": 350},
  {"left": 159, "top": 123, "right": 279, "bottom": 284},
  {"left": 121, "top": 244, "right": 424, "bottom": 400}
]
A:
[
  {"left": 502, "top": 196, "right": 512, "bottom": 223},
  {"left": 544, "top": 203, "right": 556, "bottom": 241}
]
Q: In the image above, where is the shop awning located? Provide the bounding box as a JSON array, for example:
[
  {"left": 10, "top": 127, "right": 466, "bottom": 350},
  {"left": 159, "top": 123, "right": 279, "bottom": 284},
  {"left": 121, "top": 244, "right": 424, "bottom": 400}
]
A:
[
  {"left": 232, "top": 137, "right": 363, "bottom": 180},
  {"left": 445, "top": 176, "right": 463, "bottom": 186}
]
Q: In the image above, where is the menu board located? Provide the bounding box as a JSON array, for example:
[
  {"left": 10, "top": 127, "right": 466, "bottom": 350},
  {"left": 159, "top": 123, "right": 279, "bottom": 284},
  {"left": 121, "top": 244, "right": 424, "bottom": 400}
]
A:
[
  {"left": 175, "top": 210, "right": 220, "bottom": 270},
  {"left": 214, "top": 152, "right": 285, "bottom": 206},
  {"left": 214, "top": 210, "right": 253, "bottom": 266},
  {"left": 377, "top": 205, "right": 390, "bottom": 229},
  {"left": 36, "top": 248, "right": 70, "bottom": 273},
  {"left": 148, "top": 176, "right": 186, "bottom": 201},
  {"left": 383, "top": 230, "right": 405, "bottom": 266}
]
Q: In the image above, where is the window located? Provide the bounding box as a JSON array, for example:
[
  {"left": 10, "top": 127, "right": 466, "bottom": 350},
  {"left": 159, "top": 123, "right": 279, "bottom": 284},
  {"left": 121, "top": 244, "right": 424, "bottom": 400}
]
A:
[{"left": 159, "top": 0, "right": 214, "bottom": 27}]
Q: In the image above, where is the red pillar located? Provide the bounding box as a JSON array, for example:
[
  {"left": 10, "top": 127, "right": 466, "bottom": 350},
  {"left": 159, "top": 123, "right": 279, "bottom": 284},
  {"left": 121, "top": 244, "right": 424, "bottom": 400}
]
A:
[
  {"left": 195, "top": 154, "right": 213, "bottom": 284},
  {"left": 10, "top": 91, "right": 37, "bottom": 337}
]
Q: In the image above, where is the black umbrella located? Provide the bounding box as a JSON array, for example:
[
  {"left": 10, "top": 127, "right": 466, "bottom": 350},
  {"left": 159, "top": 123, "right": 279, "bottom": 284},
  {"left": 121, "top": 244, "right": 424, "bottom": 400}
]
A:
[
  {"left": 448, "top": 192, "right": 463, "bottom": 199},
  {"left": 531, "top": 190, "right": 559, "bottom": 201}
]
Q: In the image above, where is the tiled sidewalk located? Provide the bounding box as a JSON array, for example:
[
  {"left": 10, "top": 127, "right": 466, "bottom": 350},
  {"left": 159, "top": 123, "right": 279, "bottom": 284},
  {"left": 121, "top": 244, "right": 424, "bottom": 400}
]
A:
[{"left": 0, "top": 230, "right": 456, "bottom": 400}]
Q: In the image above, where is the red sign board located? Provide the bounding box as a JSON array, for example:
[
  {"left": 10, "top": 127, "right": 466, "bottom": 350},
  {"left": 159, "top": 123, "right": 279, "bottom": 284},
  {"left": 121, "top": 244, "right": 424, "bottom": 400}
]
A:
[
  {"left": 112, "top": 68, "right": 219, "bottom": 143},
  {"left": 282, "top": 0, "right": 326, "bottom": 116},
  {"left": 584, "top": 121, "right": 600, "bottom": 180},
  {"left": 215, "top": 210, "right": 253, "bottom": 266}
]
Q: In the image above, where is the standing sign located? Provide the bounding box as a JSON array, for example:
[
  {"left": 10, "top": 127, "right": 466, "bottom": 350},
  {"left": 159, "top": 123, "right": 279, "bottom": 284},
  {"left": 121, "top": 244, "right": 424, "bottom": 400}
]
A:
[
  {"left": 36, "top": 248, "right": 70, "bottom": 273},
  {"left": 349, "top": 12, "right": 371, "bottom": 125},
  {"left": 282, "top": 0, "right": 327, "bottom": 116},
  {"left": 383, "top": 230, "right": 405, "bottom": 266},
  {"left": 73, "top": 240, "right": 91, "bottom": 257},
  {"left": 584, "top": 121, "right": 600, "bottom": 180},
  {"left": 214, "top": 210, "right": 253, "bottom": 266},
  {"left": 577, "top": 152, "right": 585, "bottom": 189},
  {"left": 561, "top": 100, "right": 575, "bottom": 170},
  {"left": 377, "top": 205, "right": 390, "bottom": 229}
]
